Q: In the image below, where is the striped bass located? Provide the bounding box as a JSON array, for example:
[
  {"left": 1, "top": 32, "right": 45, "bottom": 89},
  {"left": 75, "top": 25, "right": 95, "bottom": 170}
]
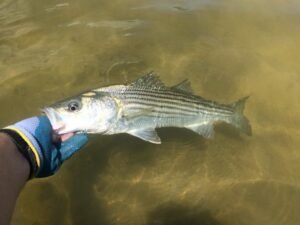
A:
[{"left": 43, "top": 73, "right": 252, "bottom": 144}]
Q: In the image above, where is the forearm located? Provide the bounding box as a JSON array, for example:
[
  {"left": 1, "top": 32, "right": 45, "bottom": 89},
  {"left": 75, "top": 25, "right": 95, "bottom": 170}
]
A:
[{"left": 0, "top": 133, "right": 29, "bottom": 225}]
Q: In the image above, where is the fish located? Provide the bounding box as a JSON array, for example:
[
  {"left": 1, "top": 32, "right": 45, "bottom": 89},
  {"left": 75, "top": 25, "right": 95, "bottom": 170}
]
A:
[{"left": 43, "top": 73, "right": 252, "bottom": 144}]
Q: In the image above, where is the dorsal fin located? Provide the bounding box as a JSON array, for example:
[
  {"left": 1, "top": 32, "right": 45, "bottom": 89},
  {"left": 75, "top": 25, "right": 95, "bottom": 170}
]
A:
[
  {"left": 171, "top": 79, "right": 193, "bottom": 94},
  {"left": 130, "top": 72, "right": 166, "bottom": 89}
]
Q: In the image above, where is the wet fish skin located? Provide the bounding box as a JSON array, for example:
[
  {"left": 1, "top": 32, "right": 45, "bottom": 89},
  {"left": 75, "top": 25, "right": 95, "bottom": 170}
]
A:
[{"left": 43, "top": 73, "right": 251, "bottom": 144}]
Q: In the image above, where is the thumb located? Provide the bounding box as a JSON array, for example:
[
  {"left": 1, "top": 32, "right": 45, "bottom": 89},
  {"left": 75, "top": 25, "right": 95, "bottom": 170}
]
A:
[{"left": 60, "top": 133, "right": 89, "bottom": 161}]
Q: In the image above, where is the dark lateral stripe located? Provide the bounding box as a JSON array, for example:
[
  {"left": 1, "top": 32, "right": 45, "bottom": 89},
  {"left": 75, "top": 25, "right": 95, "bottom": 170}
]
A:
[
  {"left": 126, "top": 100, "right": 201, "bottom": 115},
  {"left": 123, "top": 88, "right": 232, "bottom": 111},
  {"left": 124, "top": 97, "right": 233, "bottom": 116},
  {"left": 126, "top": 89, "right": 228, "bottom": 109},
  {"left": 125, "top": 104, "right": 199, "bottom": 117},
  {"left": 123, "top": 94, "right": 233, "bottom": 115},
  {"left": 125, "top": 96, "right": 233, "bottom": 116},
  {"left": 100, "top": 85, "right": 232, "bottom": 111}
]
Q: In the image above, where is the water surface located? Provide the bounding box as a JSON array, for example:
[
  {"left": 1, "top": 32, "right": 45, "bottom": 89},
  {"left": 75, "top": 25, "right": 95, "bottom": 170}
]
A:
[{"left": 1, "top": 0, "right": 300, "bottom": 225}]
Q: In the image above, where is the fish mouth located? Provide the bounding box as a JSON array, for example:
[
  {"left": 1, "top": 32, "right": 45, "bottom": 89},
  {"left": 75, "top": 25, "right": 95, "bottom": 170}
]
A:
[{"left": 42, "top": 107, "right": 65, "bottom": 134}]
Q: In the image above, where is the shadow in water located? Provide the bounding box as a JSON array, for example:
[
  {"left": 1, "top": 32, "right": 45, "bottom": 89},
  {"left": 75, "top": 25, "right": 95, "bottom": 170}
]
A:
[
  {"left": 66, "top": 128, "right": 209, "bottom": 225},
  {"left": 66, "top": 133, "right": 174, "bottom": 225},
  {"left": 159, "top": 127, "right": 208, "bottom": 150},
  {"left": 215, "top": 122, "right": 247, "bottom": 141},
  {"left": 67, "top": 136, "right": 115, "bottom": 225},
  {"left": 146, "top": 202, "right": 222, "bottom": 225},
  {"left": 35, "top": 182, "right": 68, "bottom": 225}
]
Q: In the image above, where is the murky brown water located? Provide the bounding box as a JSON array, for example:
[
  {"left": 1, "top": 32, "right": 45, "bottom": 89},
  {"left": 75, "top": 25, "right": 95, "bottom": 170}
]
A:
[{"left": 1, "top": 0, "right": 300, "bottom": 224}]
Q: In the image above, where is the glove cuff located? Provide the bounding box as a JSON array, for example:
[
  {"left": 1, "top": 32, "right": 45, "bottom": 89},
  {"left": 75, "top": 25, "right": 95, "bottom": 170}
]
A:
[{"left": 0, "top": 127, "right": 41, "bottom": 179}]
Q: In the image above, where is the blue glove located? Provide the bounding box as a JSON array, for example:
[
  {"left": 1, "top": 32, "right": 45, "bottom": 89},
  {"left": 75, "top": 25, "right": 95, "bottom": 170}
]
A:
[{"left": 2, "top": 116, "right": 88, "bottom": 178}]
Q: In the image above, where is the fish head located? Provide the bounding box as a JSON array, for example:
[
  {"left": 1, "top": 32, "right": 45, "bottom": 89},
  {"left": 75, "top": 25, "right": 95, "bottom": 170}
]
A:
[{"left": 43, "top": 92, "right": 118, "bottom": 134}]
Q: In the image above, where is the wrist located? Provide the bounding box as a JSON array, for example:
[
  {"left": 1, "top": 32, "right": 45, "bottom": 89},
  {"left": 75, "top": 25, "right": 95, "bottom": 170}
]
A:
[
  {"left": 0, "top": 133, "right": 30, "bottom": 180},
  {"left": 0, "top": 129, "right": 39, "bottom": 179},
  {"left": 0, "top": 133, "right": 15, "bottom": 149}
]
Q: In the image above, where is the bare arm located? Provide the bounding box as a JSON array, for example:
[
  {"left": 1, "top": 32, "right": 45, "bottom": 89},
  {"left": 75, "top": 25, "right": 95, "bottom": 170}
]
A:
[{"left": 0, "top": 133, "right": 29, "bottom": 225}]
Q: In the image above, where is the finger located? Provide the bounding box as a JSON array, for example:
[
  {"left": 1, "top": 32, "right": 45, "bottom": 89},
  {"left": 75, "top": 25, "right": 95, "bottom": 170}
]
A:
[{"left": 60, "top": 133, "right": 88, "bottom": 161}]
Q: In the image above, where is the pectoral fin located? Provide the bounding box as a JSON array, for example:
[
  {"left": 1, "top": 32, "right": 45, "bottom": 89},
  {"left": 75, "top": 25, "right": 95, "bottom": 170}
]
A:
[
  {"left": 186, "top": 123, "right": 215, "bottom": 139},
  {"left": 128, "top": 129, "right": 161, "bottom": 144}
]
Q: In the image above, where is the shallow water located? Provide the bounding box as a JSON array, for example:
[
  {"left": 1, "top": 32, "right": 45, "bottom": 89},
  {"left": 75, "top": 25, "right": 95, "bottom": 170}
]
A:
[{"left": 1, "top": 0, "right": 300, "bottom": 224}]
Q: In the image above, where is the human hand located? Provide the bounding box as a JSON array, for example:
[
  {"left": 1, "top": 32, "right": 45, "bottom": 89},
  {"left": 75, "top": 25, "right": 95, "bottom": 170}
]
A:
[{"left": 1, "top": 116, "right": 88, "bottom": 178}]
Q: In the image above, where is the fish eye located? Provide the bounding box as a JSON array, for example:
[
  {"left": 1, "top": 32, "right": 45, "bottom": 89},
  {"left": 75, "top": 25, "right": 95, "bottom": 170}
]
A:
[{"left": 67, "top": 101, "right": 81, "bottom": 112}]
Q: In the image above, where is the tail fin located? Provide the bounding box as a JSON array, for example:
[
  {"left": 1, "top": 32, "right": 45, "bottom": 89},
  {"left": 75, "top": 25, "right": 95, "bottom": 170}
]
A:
[{"left": 230, "top": 96, "right": 252, "bottom": 135}]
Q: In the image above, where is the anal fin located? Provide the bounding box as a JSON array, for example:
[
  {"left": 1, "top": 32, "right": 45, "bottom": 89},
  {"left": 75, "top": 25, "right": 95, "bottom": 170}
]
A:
[
  {"left": 186, "top": 123, "right": 215, "bottom": 139},
  {"left": 128, "top": 129, "right": 161, "bottom": 144}
]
